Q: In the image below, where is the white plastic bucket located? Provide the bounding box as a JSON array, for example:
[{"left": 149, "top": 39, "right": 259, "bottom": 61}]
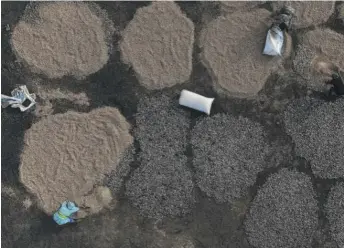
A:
[{"left": 179, "top": 90, "right": 214, "bottom": 115}]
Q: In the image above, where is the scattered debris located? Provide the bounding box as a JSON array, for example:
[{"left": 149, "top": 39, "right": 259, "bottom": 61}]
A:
[
  {"left": 1, "top": 85, "right": 36, "bottom": 112},
  {"left": 22, "top": 198, "right": 33, "bottom": 210},
  {"left": 2, "top": 186, "right": 16, "bottom": 198},
  {"left": 179, "top": 90, "right": 214, "bottom": 115}
]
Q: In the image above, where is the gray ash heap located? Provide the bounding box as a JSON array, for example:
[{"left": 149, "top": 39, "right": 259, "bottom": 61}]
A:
[
  {"left": 245, "top": 169, "right": 318, "bottom": 248},
  {"left": 191, "top": 114, "right": 272, "bottom": 204},
  {"left": 284, "top": 98, "right": 344, "bottom": 179},
  {"left": 125, "top": 95, "right": 195, "bottom": 219},
  {"left": 326, "top": 182, "right": 344, "bottom": 248}
]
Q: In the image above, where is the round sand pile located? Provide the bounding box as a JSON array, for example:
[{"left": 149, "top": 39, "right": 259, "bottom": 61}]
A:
[
  {"left": 326, "top": 183, "right": 344, "bottom": 247},
  {"left": 120, "top": 2, "right": 194, "bottom": 90},
  {"left": 219, "top": 1, "right": 262, "bottom": 14},
  {"left": 19, "top": 107, "right": 133, "bottom": 215},
  {"left": 284, "top": 98, "right": 344, "bottom": 179},
  {"left": 12, "top": 2, "right": 113, "bottom": 79},
  {"left": 271, "top": 1, "right": 335, "bottom": 29},
  {"left": 191, "top": 114, "right": 271, "bottom": 204},
  {"left": 245, "top": 169, "right": 318, "bottom": 248},
  {"left": 293, "top": 29, "right": 344, "bottom": 90},
  {"left": 125, "top": 155, "right": 195, "bottom": 219},
  {"left": 135, "top": 95, "right": 190, "bottom": 158},
  {"left": 200, "top": 9, "right": 280, "bottom": 98}
]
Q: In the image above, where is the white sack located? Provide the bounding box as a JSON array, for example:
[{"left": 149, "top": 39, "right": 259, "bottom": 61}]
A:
[
  {"left": 179, "top": 90, "right": 214, "bottom": 115},
  {"left": 1, "top": 85, "right": 36, "bottom": 112},
  {"left": 263, "top": 26, "right": 284, "bottom": 56}
]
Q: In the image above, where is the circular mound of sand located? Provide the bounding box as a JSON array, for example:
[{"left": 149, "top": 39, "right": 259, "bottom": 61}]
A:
[
  {"left": 125, "top": 155, "right": 195, "bottom": 219},
  {"left": 245, "top": 169, "right": 318, "bottom": 248},
  {"left": 135, "top": 95, "right": 190, "bottom": 158},
  {"left": 120, "top": 2, "right": 194, "bottom": 90},
  {"left": 219, "top": 1, "right": 262, "bottom": 14},
  {"left": 200, "top": 9, "right": 280, "bottom": 98},
  {"left": 191, "top": 114, "right": 271, "bottom": 204},
  {"left": 293, "top": 29, "right": 344, "bottom": 90},
  {"left": 272, "top": 1, "right": 335, "bottom": 29},
  {"left": 19, "top": 107, "right": 133, "bottom": 215},
  {"left": 284, "top": 98, "right": 344, "bottom": 179},
  {"left": 326, "top": 183, "right": 344, "bottom": 247},
  {"left": 12, "top": 2, "right": 113, "bottom": 79}
]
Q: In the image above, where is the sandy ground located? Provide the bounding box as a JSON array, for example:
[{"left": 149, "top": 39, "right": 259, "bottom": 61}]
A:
[
  {"left": 120, "top": 2, "right": 194, "bottom": 90},
  {"left": 219, "top": 1, "right": 263, "bottom": 14},
  {"left": 271, "top": 1, "right": 335, "bottom": 29},
  {"left": 2, "top": 1, "right": 344, "bottom": 248},
  {"left": 199, "top": 9, "right": 282, "bottom": 98},
  {"left": 11, "top": 2, "right": 114, "bottom": 79},
  {"left": 19, "top": 107, "right": 133, "bottom": 215}
]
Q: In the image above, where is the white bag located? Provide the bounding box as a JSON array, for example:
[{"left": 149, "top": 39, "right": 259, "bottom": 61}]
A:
[
  {"left": 179, "top": 90, "right": 214, "bottom": 115},
  {"left": 1, "top": 85, "right": 36, "bottom": 112},
  {"left": 263, "top": 26, "right": 284, "bottom": 56}
]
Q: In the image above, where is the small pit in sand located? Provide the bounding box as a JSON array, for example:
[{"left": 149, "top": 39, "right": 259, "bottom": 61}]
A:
[
  {"left": 11, "top": 2, "right": 114, "bottom": 79},
  {"left": 19, "top": 107, "right": 133, "bottom": 216},
  {"left": 120, "top": 2, "right": 194, "bottom": 90},
  {"left": 200, "top": 9, "right": 281, "bottom": 98},
  {"left": 293, "top": 28, "right": 344, "bottom": 91},
  {"left": 271, "top": 1, "right": 335, "bottom": 29}
]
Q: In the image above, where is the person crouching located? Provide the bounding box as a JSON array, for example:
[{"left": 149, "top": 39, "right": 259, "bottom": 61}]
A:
[{"left": 53, "top": 201, "right": 80, "bottom": 225}]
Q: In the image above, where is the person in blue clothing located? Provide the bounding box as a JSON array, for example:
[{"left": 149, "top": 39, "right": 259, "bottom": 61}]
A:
[{"left": 53, "top": 201, "right": 80, "bottom": 225}]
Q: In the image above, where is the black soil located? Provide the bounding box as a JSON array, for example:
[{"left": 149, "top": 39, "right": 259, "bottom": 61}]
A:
[{"left": 2, "top": 2, "right": 343, "bottom": 248}]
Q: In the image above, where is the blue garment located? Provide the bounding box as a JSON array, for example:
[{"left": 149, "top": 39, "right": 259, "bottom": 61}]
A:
[{"left": 53, "top": 201, "right": 79, "bottom": 225}]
